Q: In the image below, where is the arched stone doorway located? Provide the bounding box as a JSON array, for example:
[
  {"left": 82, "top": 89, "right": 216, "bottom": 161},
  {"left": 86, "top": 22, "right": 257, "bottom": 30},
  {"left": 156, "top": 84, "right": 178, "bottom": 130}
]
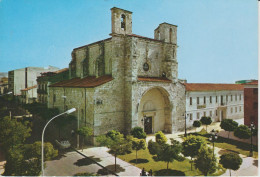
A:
[{"left": 137, "top": 87, "right": 172, "bottom": 134}]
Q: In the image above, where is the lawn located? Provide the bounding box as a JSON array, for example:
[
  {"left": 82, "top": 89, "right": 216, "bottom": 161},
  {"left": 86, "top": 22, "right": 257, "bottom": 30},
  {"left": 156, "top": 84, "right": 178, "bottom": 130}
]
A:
[
  {"left": 182, "top": 129, "right": 258, "bottom": 158},
  {"left": 117, "top": 148, "right": 225, "bottom": 176}
]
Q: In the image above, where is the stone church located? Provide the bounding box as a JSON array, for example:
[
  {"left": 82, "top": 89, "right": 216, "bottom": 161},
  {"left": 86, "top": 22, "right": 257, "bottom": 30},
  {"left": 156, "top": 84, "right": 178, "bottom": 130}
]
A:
[{"left": 49, "top": 7, "right": 185, "bottom": 140}]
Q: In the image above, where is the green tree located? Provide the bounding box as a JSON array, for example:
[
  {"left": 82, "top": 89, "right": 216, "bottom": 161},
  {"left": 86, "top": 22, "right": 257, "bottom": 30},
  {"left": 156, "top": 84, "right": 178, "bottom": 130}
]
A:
[
  {"left": 3, "top": 141, "right": 58, "bottom": 176},
  {"left": 130, "top": 127, "right": 147, "bottom": 139},
  {"left": 148, "top": 138, "right": 184, "bottom": 169},
  {"left": 96, "top": 130, "right": 132, "bottom": 172},
  {"left": 220, "top": 119, "right": 238, "bottom": 139},
  {"left": 132, "top": 138, "right": 146, "bottom": 164},
  {"left": 76, "top": 126, "right": 93, "bottom": 151},
  {"left": 182, "top": 135, "right": 205, "bottom": 170},
  {"left": 200, "top": 116, "right": 212, "bottom": 132},
  {"left": 219, "top": 153, "right": 242, "bottom": 177},
  {"left": 155, "top": 131, "right": 167, "bottom": 145},
  {"left": 193, "top": 120, "right": 201, "bottom": 133},
  {"left": 194, "top": 146, "right": 217, "bottom": 176},
  {"left": 234, "top": 125, "right": 250, "bottom": 139},
  {"left": 0, "top": 117, "right": 31, "bottom": 150},
  {"left": 148, "top": 139, "right": 161, "bottom": 155}
]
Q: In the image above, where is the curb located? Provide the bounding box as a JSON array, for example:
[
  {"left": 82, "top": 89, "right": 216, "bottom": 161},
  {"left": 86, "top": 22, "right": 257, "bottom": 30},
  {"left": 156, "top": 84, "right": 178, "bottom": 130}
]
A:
[{"left": 74, "top": 149, "right": 118, "bottom": 176}]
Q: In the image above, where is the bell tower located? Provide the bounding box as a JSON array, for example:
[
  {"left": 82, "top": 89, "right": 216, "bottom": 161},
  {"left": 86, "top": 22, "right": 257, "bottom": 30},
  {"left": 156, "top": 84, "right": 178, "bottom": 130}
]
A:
[{"left": 110, "top": 7, "right": 132, "bottom": 35}]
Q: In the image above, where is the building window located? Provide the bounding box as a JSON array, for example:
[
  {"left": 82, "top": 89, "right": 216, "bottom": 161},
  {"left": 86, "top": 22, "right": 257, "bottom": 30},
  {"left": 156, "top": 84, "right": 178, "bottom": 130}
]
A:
[
  {"left": 121, "top": 14, "right": 126, "bottom": 30},
  {"left": 226, "top": 95, "right": 228, "bottom": 102},
  {"left": 204, "top": 96, "right": 206, "bottom": 104},
  {"left": 197, "top": 112, "right": 200, "bottom": 119},
  {"left": 239, "top": 106, "right": 242, "bottom": 112},
  {"left": 235, "top": 107, "right": 237, "bottom": 112},
  {"left": 189, "top": 113, "right": 193, "bottom": 120},
  {"left": 231, "top": 107, "right": 233, "bottom": 114},
  {"left": 235, "top": 95, "right": 237, "bottom": 101},
  {"left": 216, "top": 110, "right": 218, "bottom": 116},
  {"left": 210, "top": 111, "right": 212, "bottom": 117},
  {"left": 216, "top": 96, "right": 218, "bottom": 103},
  {"left": 169, "top": 28, "right": 172, "bottom": 43},
  {"left": 239, "top": 94, "right": 241, "bottom": 100},
  {"left": 253, "top": 88, "right": 258, "bottom": 95},
  {"left": 197, "top": 97, "right": 199, "bottom": 105},
  {"left": 190, "top": 97, "right": 192, "bottom": 105},
  {"left": 253, "top": 102, "right": 258, "bottom": 109},
  {"left": 210, "top": 96, "right": 212, "bottom": 103},
  {"left": 203, "top": 112, "right": 206, "bottom": 117},
  {"left": 231, "top": 95, "right": 233, "bottom": 101}
]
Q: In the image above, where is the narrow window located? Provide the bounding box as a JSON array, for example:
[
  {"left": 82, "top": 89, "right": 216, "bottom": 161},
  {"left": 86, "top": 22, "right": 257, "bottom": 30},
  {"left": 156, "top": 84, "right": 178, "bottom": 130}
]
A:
[
  {"left": 239, "top": 94, "right": 241, "bottom": 100},
  {"left": 121, "top": 14, "right": 126, "bottom": 30},
  {"left": 216, "top": 110, "right": 218, "bottom": 116},
  {"left": 231, "top": 95, "right": 233, "bottom": 101},
  {"left": 190, "top": 113, "right": 193, "bottom": 120},
  {"left": 204, "top": 96, "right": 206, "bottom": 104},
  {"left": 235, "top": 107, "right": 237, "bottom": 112},
  {"left": 216, "top": 96, "right": 218, "bottom": 103},
  {"left": 190, "top": 97, "right": 192, "bottom": 105},
  {"left": 210, "top": 96, "right": 212, "bottom": 103},
  {"left": 235, "top": 94, "right": 237, "bottom": 101},
  {"left": 210, "top": 111, "right": 212, "bottom": 117},
  {"left": 169, "top": 28, "right": 172, "bottom": 43},
  {"left": 239, "top": 106, "right": 242, "bottom": 112},
  {"left": 203, "top": 112, "right": 206, "bottom": 117},
  {"left": 231, "top": 107, "right": 233, "bottom": 114},
  {"left": 197, "top": 112, "right": 200, "bottom": 119},
  {"left": 197, "top": 97, "right": 199, "bottom": 105},
  {"left": 226, "top": 95, "right": 228, "bottom": 102}
]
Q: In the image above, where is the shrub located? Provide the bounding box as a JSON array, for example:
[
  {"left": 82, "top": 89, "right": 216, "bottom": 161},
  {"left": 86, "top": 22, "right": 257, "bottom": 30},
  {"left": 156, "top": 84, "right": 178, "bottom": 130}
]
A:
[
  {"left": 155, "top": 131, "right": 167, "bottom": 145},
  {"left": 130, "top": 127, "right": 147, "bottom": 139},
  {"left": 234, "top": 125, "right": 250, "bottom": 139}
]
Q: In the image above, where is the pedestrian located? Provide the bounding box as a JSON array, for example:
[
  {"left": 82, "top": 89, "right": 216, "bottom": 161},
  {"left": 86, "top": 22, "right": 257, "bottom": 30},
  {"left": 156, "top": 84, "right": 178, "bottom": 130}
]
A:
[
  {"left": 148, "top": 169, "right": 153, "bottom": 176},
  {"left": 141, "top": 167, "right": 146, "bottom": 176}
]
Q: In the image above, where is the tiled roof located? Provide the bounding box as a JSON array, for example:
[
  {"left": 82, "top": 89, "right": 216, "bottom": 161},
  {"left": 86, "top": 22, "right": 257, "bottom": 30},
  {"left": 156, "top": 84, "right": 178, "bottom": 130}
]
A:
[
  {"left": 54, "top": 68, "right": 69, "bottom": 74},
  {"left": 184, "top": 83, "right": 244, "bottom": 91},
  {"left": 21, "top": 85, "right": 37, "bottom": 91},
  {"left": 243, "top": 80, "right": 258, "bottom": 85},
  {"left": 73, "top": 38, "right": 112, "bottom": 50},
  {"left": 138, "top": 77, "right": 172, "bottom": 83},
  {"left": 49, "top": 75, "right": 113, "bottom": 88}
]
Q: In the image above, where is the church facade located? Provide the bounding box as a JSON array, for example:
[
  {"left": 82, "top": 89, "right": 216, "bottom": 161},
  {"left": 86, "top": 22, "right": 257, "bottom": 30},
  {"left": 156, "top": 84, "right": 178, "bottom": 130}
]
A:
[{"left": 49, "top": 7, "right": 186, "bottom": 140}]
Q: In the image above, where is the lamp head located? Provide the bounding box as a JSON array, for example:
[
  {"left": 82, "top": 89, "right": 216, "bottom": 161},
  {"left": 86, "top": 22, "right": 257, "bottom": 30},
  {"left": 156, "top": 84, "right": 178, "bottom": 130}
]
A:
[{"left": 66, "top": 108, "right": 76, "bottom": 114}]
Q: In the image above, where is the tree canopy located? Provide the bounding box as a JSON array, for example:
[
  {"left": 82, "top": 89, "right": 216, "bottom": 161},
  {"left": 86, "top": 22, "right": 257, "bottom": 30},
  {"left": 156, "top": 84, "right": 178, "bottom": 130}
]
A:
[
  {"left": 130, "top": 127, "right": 147, "bottom": 139},
  {"left": 194, "top": 145, "right": 217, "bottom": 176},
  {"left": 76, "top": 126, "right": 93, "bottom": 151},
  {"left": 219, "top": 153, "right": 242, "bottom": 176},
  {"left": 200, "top": 116, "right": 212, "bottom": 132},
  {"left": 132, "top": 138, "right": 146, "bottom": 163},
  {"left": 220, "top": 119, "right": 238, "bottom": 139},
  {"left": 182, "top": 135, "right": 206, "bottom": 170},
  {"left": 193, "top": 120, "right": 201, "bottom": 133},
  {"left": 234, "top": 125, "right": 250, "bottom": 139},
  {"left": 155, "top": 131, "right": 167, "bottom": 145}
]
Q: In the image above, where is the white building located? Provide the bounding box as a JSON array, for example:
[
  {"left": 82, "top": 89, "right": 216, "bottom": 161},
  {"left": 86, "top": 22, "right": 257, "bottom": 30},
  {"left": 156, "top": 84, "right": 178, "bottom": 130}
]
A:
[
  {"left": 20, "top": 85, "right": 37, "bottom": 104},
  {"left": 184, "top": 83, "right": 244, "bottom": 128}
]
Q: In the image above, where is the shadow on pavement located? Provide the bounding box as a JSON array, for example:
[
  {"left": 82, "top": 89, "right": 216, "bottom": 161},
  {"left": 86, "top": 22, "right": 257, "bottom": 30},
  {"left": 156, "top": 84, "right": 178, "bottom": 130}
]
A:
[
  {"left": 154, "top": 169, "right": 185, "bottom": 176},
  {"left": 74, "top": 156, "right": 101, "bottom": 166},
  {"left": 104, "top": 164, "right": 125, "bottom": 173},
  {"left": 253, "top": 160, "right": 258, "bottom": 167},
  {"left": 129, "top": 158, "right": 149, "bottom": 164}
]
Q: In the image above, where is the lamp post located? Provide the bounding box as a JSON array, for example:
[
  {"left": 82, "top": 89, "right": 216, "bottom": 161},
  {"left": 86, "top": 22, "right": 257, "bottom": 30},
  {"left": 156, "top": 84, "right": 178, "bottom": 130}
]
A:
[
  {"left": 41, "top": 108, "right": 76, "bottom": 176},
  {"left": 182, "top": 112, "right": 188, "bottom": 137},
  {"left": 209, "top": 129, "right": 218, "bottom": 157},
  {"left": 249, "top": 122, "right": 255, "bottom": 157}
]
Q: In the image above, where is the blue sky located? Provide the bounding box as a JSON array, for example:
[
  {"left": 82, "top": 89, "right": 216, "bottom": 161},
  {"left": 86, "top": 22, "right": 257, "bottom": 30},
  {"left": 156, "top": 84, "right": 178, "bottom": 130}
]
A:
[{"left": 0, "top": 0, "right": 258, "bottom": 83}]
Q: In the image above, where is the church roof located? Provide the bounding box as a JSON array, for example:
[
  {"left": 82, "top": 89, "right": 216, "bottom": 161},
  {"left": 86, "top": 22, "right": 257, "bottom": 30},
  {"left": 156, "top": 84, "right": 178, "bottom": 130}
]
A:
[
  {"left": 138, "top": 76, "right": 172, "bottom": 83},
  {"left": 184, "top": 83, "right": 244, "bottom": 92},
  {"left": 49, "top": 75, "right": 113, "bottom": 88}
]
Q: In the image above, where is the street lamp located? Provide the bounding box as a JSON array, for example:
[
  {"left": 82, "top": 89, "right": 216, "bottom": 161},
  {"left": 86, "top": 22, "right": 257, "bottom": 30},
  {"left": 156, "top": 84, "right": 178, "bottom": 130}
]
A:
[
  {"left": 41, "top": 108, "right": 76, "bottom": 176},
  {"left": 182, "top": 112, "right": 189, "bottom": 137},
  {"left": 249, "top": 122, "right": 255, "bottom": 157},
  {"left": 141, "top": 115, "right": 147, "bottom": 125},
  {"left": 209, "top": 129, "right": 218, "bottom": 157}
]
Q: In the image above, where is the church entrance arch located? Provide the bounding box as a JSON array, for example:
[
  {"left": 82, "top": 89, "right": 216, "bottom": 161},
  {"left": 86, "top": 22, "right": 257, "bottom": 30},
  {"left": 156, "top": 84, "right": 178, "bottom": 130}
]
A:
[{"left": 138, "top": 87, "right": 172, "bottom": 134}]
